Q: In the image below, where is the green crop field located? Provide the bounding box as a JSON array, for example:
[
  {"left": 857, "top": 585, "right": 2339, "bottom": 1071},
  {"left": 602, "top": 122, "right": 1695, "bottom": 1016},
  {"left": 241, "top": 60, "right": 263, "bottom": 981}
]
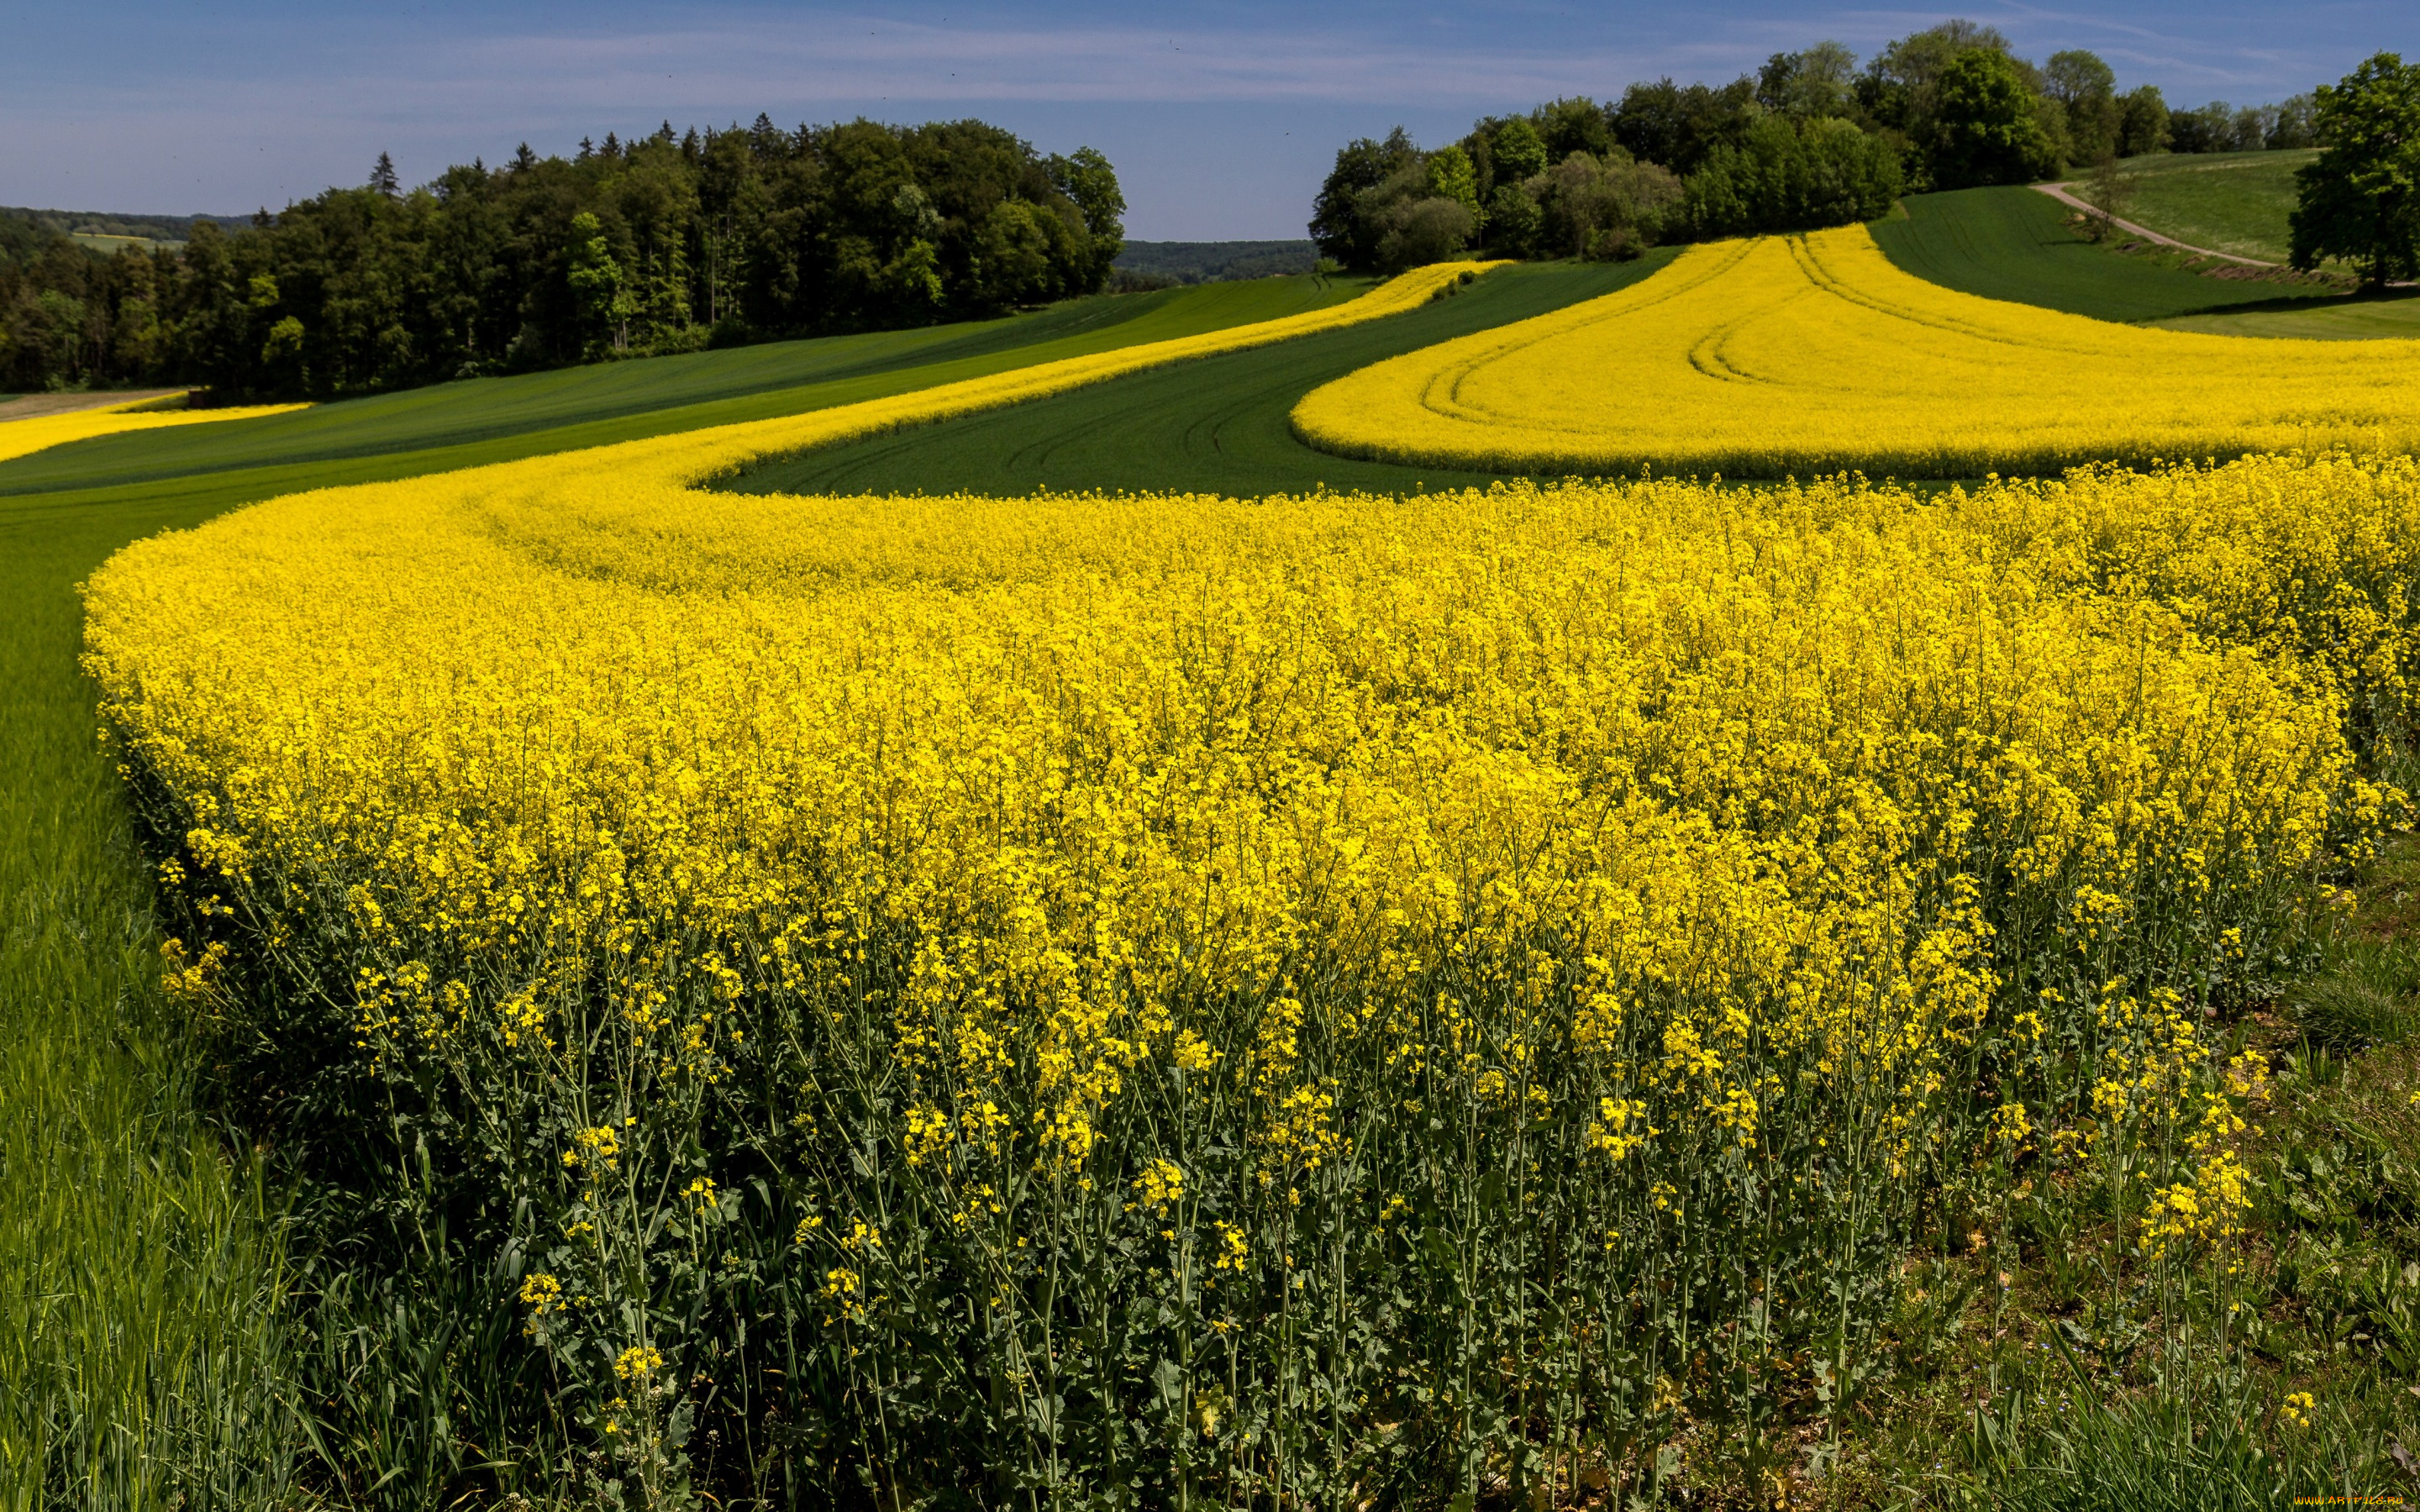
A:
[
  {"left": 723, "top": 255, "right": 1672, "bottom": 499},
  {"left": 2117, "top": 149, "right": 2316, "bottom": 264},
  {"left": 0, "top": 276, "right": 1359, "bottom": 497}
]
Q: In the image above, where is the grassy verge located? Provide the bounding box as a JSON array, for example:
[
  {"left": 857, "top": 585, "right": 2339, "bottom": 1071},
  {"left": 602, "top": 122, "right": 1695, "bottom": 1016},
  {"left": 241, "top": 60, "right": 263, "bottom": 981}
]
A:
[
  {"left": 721, "top": 255, "right": 1671, "bottom": 499},
  {"left": 0, "top": 477, "right": 307, "bottom": 1505}
]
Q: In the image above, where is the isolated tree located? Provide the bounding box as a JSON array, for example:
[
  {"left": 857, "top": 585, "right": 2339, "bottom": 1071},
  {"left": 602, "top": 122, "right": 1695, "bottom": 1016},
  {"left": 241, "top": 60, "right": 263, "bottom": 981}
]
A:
[
  {"left": 2291, "top": 52, "right": 2420, "bottom": 287},
  {"left": 370, "top": 151, "right": 401, "bottom": 197},
  {"left": 2075, "top": 153, "right": 2140, "bottom": 241},
  {"left": 1930, "top": 48, "right": 2061, "bottom": 188}
]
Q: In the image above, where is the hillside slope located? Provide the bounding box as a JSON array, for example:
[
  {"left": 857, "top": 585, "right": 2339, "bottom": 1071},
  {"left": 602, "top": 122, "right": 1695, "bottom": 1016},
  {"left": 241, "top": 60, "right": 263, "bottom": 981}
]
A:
[
  {"left": 0, "top": 276, "right": 1360, "bottom": 496},
  {"left": 722, "top": 255, "right": 1673, "bottom": 499}
]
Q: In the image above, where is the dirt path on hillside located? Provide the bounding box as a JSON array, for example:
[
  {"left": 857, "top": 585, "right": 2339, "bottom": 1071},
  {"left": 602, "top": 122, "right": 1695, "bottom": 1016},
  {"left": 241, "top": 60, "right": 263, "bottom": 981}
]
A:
[
  {"left": 2032, "top": 182, "right": 2279, "bottom": 267},
  {"left": 0, "top": 390, "right": 186, "bottom": 423}
]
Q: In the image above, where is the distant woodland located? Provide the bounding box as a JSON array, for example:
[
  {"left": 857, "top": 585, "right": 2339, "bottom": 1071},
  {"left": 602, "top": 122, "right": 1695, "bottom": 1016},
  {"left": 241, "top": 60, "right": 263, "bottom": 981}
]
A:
[
  {"left": 1313, "top": 20, "right": 2319, "bottom": 273},
  {"left": 0, "top": 117, "right": 1123, "bottom": 400},
  {"left": 1111, "top": 240, "right": 1318, "bottom": 287}
]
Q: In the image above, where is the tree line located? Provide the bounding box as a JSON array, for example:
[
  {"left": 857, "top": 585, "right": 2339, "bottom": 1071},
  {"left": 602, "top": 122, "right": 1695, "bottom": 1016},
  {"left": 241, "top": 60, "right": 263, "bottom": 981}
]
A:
[
  {"left": 0, "top": 117, "right": 1123, "bottom": 400},
  {"left": 1313, "top": 19, "right": 2314, "bottom": 273}
]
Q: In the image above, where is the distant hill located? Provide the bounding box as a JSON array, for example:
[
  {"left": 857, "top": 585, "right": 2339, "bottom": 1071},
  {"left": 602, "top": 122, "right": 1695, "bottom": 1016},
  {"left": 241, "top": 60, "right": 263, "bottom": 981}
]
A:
[
  {"left": 1113, "top": 239, "right": 1318, "bottom": 285},
  {"left": 3, "top": 207, "right": 251, "bottom": 252}
]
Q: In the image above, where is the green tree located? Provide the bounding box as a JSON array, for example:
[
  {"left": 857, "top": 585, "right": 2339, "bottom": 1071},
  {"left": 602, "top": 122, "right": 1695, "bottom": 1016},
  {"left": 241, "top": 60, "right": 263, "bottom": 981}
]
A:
[
  {"left": 1859, "top": 18, "right": 2017, "bottom": 148},
  {"left": 1930, "top": 47, "right": 2061, "bottom": 188},
  {"left": 1372, "top": 197, "right": 1474, "bottom": 271},
  {"left": 2271, "top": 94, "right": 2319, "bottom": 149},
  {"left": 2117, "top": 85, "right": 2170, "bottom": 155},
  {"left": 1530, "top": 97, "right": 1615, "bottom": 161},
  {"left": 1310, "top": 128, "right": 1422, "bottom": 271},
  {"left": 1048, "top": 145, "right": 1126, "bottom": 282},
  {"left": 566, "top": 210, "right": 633, "bottom": 353},
  {"left": 2291, "top": 53, "right": 2420, "bottom": 287},
  {"left": 1612, "top": 76, "right": 1759, "bottom": 175},
  {"left": 1759, "top": 42, "right": 1858, "bottom": 121},
  {"left": 1426, "top": 144, "right": 1481, "bottom": 218},
  {"left": 2169, "top": 101, "right": 2238, "bottom": 153},
  {"left": 1535, "top": 150, "right": 1682, "bottom": 258},
  {"left": 2044, "top": 50, "right": 2120, "bottom": 162},
  {"left": 1491, "top": 118, "right": 1549, "bottom": 183},
  {"left": 1680, "top": 115, "right": 1903, "bottom": 237}
]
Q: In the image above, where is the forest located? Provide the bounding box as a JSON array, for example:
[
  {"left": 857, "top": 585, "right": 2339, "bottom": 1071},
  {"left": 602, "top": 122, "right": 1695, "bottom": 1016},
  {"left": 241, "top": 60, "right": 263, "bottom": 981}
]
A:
[{"left": 0, "top": 117, "right": 1124, "bottom": 399}]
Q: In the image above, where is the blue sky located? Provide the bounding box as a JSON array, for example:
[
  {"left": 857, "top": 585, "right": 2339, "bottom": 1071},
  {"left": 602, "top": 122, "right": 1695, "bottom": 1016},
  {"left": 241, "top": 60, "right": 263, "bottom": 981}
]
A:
[{"left": 4, "top": 3, "right": 2412, "bottom": 239}]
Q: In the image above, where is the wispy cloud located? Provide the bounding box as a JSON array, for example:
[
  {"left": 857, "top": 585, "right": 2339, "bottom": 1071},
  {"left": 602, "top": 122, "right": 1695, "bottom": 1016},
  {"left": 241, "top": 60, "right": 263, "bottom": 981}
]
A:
[{"left": 407, "top": 16, "right": 1654, "bottom": 111}]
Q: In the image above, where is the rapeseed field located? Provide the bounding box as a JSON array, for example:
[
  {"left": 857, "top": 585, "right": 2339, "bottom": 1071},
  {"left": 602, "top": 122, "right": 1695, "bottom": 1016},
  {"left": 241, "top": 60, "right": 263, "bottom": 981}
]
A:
[
  {"left": 82, "top": 337, "right": 2420, "bottom": 1505},
  {"left": 1292, "top": 227, "right": 2420, "bottom": 477}
]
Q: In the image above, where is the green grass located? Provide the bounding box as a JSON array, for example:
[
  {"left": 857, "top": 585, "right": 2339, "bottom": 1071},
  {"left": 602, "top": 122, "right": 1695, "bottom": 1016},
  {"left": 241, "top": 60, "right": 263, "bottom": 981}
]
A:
[
  {"left": 2149, "top": 289, "right": 2420, "bottom": 339},
  {"left": 721, "top": 255, "right": 1676, "bottom": 500},
  {"left": 1870, "top": 186, "right": 2338, "bottom": 323},
  {"left": 0, "top": 467, "right": 313, "bottom": 1504},
  {"left": 0, "top": 275, "right": 1361, "bottom": 498},
  {"left": 2116, "top": 150, "right": 2316, "bottom": 265}
]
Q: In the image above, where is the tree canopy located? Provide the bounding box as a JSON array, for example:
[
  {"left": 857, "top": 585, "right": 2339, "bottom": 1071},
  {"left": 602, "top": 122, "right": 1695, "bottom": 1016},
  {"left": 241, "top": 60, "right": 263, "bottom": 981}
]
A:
[{"left": 2291, "top": 53, "right": 2420, "bottom": 287}]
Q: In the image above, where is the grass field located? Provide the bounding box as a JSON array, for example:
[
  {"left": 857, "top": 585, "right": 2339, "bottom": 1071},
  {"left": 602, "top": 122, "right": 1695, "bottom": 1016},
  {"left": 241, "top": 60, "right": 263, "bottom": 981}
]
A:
[
  {"left": 0, "top": 276, "right": 1360, "bottom": 497},
  {"left": 724, "top": 255, "right": 1671, "bottom": 497},
  {"left": 1868, "top": 185, "right": 2335, "bottom": 323},
  {"left": 2117, "top": 149, "right": 2316, "bottom": 264},
  {"left": 2153, "top": 287, "right": 2420, "bottom": 339}
]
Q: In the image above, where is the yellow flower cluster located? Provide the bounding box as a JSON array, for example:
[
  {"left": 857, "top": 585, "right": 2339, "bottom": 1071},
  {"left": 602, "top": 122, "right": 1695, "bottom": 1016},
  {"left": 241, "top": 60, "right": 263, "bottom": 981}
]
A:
[
  {"left": 0, "top": 396, "right": 306, "bottom": 464},
  {"left": 81, "top": 419, "right": 2407, "bottom": 1482},
  {"left": 1292, "top": 227, "right": 2420, "bottom": 477}
]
